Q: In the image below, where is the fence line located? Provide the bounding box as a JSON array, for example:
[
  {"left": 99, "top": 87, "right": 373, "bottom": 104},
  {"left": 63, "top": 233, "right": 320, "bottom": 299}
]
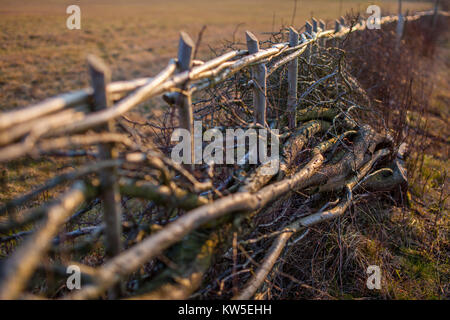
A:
[{"left": 0, "top": 9, "right": 446, "bottom": 300}]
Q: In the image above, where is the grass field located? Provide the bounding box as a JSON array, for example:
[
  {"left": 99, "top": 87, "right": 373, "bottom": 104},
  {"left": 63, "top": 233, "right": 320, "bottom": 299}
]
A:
[
  {"left": 0, "top": 0, "right": 433, "bottom": 110},
  {"left": 0, "top": 0, "right": 447, "bottom": 300}
]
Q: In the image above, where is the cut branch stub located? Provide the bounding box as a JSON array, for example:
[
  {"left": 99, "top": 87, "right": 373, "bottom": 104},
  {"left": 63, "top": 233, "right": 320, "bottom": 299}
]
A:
[
  {"left": 312, "top": 18, "right": 318, "bottom": 33},
  {"left": 246, "top": 31, "right": 267, "bottom": 126},
  {"left": 87, "top": 55, "right": 123, "bottom": 298},
  {"left": 287, "top": 27, "right": 299, "bottom": 129}
]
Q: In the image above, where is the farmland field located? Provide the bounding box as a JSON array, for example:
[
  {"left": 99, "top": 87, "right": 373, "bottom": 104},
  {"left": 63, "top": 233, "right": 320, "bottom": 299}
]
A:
[
  {"left": 0, "top": 0, "right": 432, "bottom": 110},
  {"left": 0, "top": 0, "right": 448, "bottom": 301}
]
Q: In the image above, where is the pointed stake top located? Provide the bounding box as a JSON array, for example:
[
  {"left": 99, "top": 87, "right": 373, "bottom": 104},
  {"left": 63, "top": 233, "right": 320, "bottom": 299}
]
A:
[
  {"left": 312, "top": 18, "right": 318, "bottom": 32},
  {"left": 245, "top": 31, "right": 259, "bottom": 54}
]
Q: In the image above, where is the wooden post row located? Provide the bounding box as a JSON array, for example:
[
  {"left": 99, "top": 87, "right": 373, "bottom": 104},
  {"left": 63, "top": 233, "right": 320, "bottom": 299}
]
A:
[
  {"left": 287, "top": 27, "right": 299, "bottom": 129},
  {"left": 87, "top": 55, "right": 123, "bottom": 298},
  {"left": 246, "top": 31, "right": 267, "bottom": 126}
]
